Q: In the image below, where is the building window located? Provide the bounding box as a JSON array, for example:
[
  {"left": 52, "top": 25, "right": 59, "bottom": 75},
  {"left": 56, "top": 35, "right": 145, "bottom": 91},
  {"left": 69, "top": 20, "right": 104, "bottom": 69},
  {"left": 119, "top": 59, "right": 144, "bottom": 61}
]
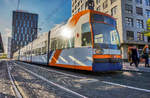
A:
[
  {"left": 136, "top": 19, "right": 144, "bottom": 28},
  {"left": 136, "top": 7, "right": 143, "bottom": 15},
  {"left": 16, "top": 20, "right": 18, "bottom": 26},
  {"left": 127, "top": 31, "right": 134, "bottom": 40},
  {"left": 78, "top": 8, "right": 80, "bottom": 13},
  {"left": 19, "top": 35, "right": 21, "bottom": 41},
  {"left": 125, "top": 4, "right": 133, "bottom": 14},
  {"left": 128, "top": 0, "right": 132, "bottom": 2},
  {"left": 81, "top": 4, "right": 84, "bottom": 10},
  {"left": 136, "top": 0, "right": 142, "bottom": 4},
  {"left": 96, "top": 0, "right": 100, "bottom": 4},
  {"left": 21, "top": 41, "right": 23, "bottom": 46},
  {"left": 111, "top": 0, "right": 117, "bottom": 4},
  {"left": 146, "top": 9, "right": 150, "bottom": 18},
  {"left": 23, "top": 34, "right": 25, "bottom": 41},
  {"left": 145, "top": 0, "right": 150, "bottom": 6},
  {"left": 27, "top": 21, "right": 29, "bottom": 27},
  {"left": 137, "top": 32, "right": 144, "bottom": 41},
  {"left": 111, "top": 6, "right": 117, "bottom": 16},
  {"left": 125, "top": 17, "right": 133, "bottom": 27},
  {"left": 30, "top": 37, "right": 32, "bottom": 42},
  {"left": 21, "top": 27, "right": 23, "bottom": 34},
  {"left": 103, "top": 0, "right": 108, "bottom": 9}
]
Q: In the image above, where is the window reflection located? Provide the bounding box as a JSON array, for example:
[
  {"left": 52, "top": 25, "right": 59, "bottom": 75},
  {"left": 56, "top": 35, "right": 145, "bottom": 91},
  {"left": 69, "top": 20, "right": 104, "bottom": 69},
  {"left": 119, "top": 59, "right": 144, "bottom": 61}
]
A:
[
  {"left": 92, "top": 23, "right": 120, "bottom": 49},
  {"left": 81, "top": 23, "right": 92, "bottom": 46}
]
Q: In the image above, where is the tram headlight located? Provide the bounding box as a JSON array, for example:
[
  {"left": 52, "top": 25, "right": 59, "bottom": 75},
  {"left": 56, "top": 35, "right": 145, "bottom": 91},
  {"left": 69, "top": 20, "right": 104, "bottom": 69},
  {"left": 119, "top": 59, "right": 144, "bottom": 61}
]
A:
[{"left": 94, "top": 49, "right": 104, "bottom": 54}]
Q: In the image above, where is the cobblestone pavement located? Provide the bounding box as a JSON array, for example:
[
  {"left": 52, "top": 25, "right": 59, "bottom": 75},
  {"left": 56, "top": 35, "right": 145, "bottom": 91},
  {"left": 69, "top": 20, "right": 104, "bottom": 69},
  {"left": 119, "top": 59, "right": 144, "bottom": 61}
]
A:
[
  {"left": 0, "top": 60, "right": 15, "bottom": 98},
  {"left": 3, "top": 60, "right": 150, "bottom": 98}
]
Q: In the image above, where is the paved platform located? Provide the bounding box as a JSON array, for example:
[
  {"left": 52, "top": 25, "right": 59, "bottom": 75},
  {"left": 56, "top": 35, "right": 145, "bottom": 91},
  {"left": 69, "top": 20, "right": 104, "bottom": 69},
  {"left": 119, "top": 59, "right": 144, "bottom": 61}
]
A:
[{"left": 123, "top": 62, "right": 150, "bottom": 72}]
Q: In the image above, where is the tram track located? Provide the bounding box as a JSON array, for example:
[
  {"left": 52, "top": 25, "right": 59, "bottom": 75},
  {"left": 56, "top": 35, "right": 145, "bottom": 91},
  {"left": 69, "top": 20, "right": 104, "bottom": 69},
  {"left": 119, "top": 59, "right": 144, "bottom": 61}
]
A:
[
  {"left": 6, "top": 61, "right": 23, "bottom": 98},
  {"left": 15, "top": 61, "right": 87, "bottom": 79},
  {"left": 14, "top": 62, "right": 88, "bottom": 98}
]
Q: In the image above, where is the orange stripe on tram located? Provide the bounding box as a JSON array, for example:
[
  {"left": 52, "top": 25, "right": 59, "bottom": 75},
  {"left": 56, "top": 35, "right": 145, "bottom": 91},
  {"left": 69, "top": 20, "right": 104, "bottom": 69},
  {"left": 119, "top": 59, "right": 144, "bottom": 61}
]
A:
[
  {"left": 93, "top": 55, "right": 121, "bottom": 59},
  {"left": 50, "top": 49, "right": 62, "bottom": 65},
  {"left": 51, "top": 64, "right": 92, "bottom": 71}
]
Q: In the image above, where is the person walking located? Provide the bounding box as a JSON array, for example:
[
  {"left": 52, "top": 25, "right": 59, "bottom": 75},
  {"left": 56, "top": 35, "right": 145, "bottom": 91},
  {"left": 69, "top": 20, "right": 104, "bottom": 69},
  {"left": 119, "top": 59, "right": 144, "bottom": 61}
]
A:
[
  {"left": 131, "top": 46, "right": 139, "bottom": 67},
  {"left": 142, "top": 45, "right": 149, "bottom": 67},
  {"left": 128, "top": 47, "right": 133, "bottom": 66}
]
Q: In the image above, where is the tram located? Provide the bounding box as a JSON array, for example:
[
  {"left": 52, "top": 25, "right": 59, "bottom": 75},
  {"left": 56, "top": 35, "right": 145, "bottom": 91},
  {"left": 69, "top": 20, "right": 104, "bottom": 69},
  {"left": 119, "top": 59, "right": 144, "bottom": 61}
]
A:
[{"left": 13, "top": 10, "right": 122, "bottom": 72}]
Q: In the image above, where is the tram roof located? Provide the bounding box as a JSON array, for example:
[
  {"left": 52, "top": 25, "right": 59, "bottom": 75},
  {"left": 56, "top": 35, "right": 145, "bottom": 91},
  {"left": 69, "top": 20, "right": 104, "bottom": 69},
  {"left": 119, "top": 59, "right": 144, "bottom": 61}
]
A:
[{"left": 69, "top": 10, "right": 116, "bottom": 26}]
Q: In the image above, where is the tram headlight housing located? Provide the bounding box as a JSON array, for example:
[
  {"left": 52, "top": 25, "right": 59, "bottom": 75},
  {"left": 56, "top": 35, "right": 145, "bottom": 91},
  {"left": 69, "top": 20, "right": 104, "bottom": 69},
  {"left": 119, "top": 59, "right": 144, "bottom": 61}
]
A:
[{"left": 94, "top": 49, "right": 104, "bottom": 54}]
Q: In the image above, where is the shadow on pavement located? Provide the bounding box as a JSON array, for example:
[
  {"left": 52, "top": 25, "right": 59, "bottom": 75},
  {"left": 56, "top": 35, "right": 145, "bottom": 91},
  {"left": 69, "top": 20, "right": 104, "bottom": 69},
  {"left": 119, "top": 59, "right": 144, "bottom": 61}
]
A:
[{"left": 0, "top": 92, "right": 15, "bottom": 98}]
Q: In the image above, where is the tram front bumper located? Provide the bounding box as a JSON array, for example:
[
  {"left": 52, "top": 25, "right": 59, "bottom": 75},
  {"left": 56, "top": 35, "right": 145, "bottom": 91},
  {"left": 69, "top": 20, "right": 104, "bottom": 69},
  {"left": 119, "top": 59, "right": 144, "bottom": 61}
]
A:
[{"left": 92, "top": 62, "right": 122, "bottom": 72}]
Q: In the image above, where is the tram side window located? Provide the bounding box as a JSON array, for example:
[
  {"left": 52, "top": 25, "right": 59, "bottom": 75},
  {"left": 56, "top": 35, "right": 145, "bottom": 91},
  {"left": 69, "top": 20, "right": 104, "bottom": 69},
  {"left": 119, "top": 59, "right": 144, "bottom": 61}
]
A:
[
  {"left": 81, "top": 23, "right": 92, "bottom": 46},
  {"left": 33, "top": 49, "right": 36, "bottom": 56},
  {"left": 51, "top": 38, "right": 57, "bottom": 50},
  {"left": 42, "top": 47, "right": 46, "bottom": 54},
  {"left": 50, "top": 36, "right": 74, "bottom": 50}
]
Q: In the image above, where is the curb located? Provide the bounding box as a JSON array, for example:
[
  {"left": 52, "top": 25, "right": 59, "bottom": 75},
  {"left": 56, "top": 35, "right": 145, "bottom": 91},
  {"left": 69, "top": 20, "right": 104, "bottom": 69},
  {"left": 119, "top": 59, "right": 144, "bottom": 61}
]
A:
[{"left": 122, "top": 68, "right": 150, "bottom": 73}]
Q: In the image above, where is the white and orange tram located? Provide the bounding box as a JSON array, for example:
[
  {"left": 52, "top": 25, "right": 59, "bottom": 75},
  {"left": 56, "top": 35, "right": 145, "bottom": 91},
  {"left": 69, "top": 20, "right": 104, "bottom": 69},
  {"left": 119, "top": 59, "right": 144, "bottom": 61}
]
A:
[{"left": 13, "top": 10, "right": 122, "bottom": 72}]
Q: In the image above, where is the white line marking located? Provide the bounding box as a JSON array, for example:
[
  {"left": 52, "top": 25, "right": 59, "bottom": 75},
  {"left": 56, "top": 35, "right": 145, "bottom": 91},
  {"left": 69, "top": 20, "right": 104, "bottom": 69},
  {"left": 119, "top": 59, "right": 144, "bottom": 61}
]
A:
[
  {"left": 14, "top": 63, "right": 87, "bottom": 98},
  {"left": 69, "top": 56, "right": 86, "bottom": 66},
  {"left": 59, "top": 56, "right": 68, "bottom": 63},
  {"left": 6, "top": 62, "right": 23, "bottom": 98},
  {"left": 15, "top": 61, "right": 86, "bottom": 79},
  {"left": 102, "top": 81, "right": 150, "bottom": 93},
  {"left": 86, "top": 57, "right": 92, "bottom": 61}
]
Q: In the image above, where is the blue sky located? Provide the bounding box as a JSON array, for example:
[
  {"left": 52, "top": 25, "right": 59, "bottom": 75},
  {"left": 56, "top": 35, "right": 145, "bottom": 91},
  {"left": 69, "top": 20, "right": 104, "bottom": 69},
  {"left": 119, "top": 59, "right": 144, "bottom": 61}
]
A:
[{"left": 0, "top": 0, "right": 71, "bottom": 52}]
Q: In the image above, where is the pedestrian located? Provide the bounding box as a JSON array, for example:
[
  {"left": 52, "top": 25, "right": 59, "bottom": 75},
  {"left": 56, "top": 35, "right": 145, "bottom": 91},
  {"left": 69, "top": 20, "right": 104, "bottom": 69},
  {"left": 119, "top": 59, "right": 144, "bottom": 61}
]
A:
[
  {"left": 142, "top": 45, "right": 149, "bottom": 67},
  {"left": 131, "top": 46, "right": 139, "bottom": 67},
  {"left": 128, "top": 47, "right": 132, "bottom": 66}
]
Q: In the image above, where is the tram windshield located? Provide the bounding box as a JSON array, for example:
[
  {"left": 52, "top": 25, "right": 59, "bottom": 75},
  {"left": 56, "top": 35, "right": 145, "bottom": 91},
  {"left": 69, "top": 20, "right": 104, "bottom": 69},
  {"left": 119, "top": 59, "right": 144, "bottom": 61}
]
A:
[{"left": 92, "top": 23, "right": 120, "bottom": 49}]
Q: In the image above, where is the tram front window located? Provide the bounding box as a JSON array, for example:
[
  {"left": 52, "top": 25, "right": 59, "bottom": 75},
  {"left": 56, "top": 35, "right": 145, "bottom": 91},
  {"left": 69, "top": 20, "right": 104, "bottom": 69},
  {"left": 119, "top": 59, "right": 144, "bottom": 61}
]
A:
[{"left": 92, "top": 23, "right": 120, "bottom": 49}]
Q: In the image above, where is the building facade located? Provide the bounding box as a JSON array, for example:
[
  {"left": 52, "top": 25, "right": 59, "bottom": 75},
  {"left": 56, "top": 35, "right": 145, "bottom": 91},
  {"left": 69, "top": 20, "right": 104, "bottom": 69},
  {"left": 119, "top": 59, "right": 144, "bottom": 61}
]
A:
[
  {"left": 0, "top": 32, "right": 4, "bottom": 53},
  {"left": 11, "top": 10, "right": 38, "bottom": 55},
  {"left": 72, "top": 0, "right": 150, "bottom": 60},
  {"left": 72, "top": 0, "right": 94, "bottom": 16},
  {"left": 7, "top": 37, "right": 11, "bottom": 58}
]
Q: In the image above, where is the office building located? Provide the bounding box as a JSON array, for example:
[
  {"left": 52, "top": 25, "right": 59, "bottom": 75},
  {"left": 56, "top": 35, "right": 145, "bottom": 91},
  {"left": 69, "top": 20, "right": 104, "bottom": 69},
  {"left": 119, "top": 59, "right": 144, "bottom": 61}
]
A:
[
  {"left": 0, "top": 32, "right": 4, "bottom": 53},
  {"left": 72, "top": 0, "right": 150, "bottom": 60},
  {"left": 11, "top": 10, "right": 38, "bottom": 55}
]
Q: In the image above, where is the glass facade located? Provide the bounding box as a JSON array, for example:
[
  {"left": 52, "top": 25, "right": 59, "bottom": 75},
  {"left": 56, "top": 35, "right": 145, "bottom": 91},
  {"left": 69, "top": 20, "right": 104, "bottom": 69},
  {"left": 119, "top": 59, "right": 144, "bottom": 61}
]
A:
[{"left": 12, "top": 11, "right": 38, "bottom": 53}]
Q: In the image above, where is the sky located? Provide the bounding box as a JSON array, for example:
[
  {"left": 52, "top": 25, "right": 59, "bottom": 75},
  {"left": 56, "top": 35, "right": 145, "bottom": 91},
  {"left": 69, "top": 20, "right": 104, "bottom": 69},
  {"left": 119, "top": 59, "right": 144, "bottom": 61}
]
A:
[{"left": 0, "top": 0, "right": 71, "bottom": 53}]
